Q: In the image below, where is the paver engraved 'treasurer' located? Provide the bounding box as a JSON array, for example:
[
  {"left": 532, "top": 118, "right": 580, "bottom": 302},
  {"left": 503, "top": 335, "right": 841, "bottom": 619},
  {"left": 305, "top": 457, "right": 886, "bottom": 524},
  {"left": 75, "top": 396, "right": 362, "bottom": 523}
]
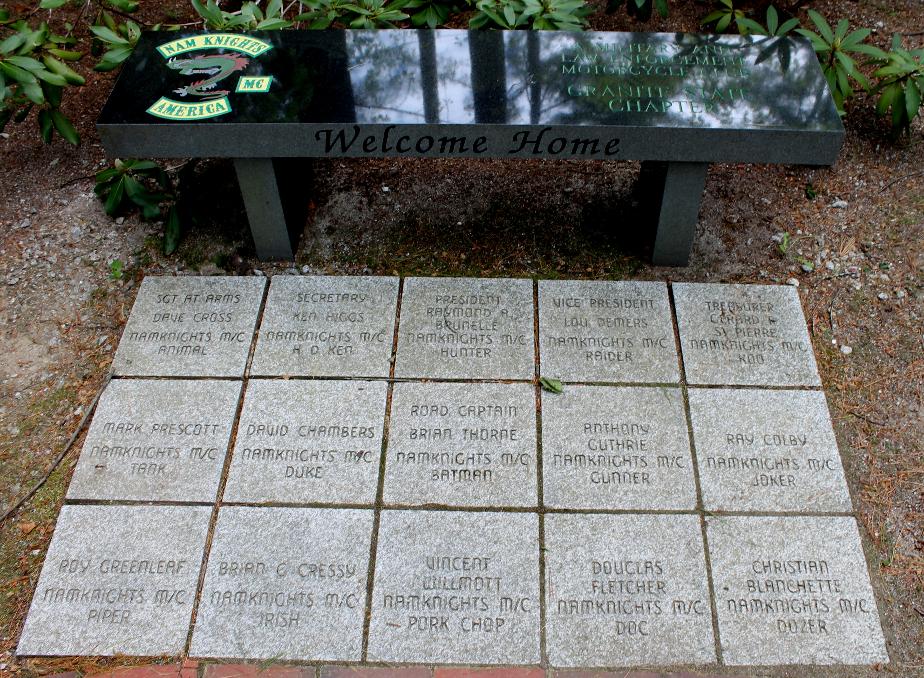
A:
[{"left": 673, "top": 283, "right": 820, "bottom": 386}]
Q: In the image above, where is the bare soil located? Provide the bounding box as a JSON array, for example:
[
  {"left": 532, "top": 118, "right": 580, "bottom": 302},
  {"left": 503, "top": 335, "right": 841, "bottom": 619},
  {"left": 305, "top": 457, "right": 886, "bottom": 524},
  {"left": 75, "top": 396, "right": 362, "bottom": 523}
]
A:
[{"left": 0, "top": 0, "right": 921, "bottom": 676}]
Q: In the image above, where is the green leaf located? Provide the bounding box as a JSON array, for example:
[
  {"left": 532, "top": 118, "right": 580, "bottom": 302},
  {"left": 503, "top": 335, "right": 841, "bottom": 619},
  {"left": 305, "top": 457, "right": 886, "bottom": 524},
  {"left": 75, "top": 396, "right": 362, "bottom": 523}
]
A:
[
  {"left": 37, "top": 108, "right": 53, "bottom": 143},
  {"left": 717, "top": 12, "right": 732, "bottom": 32},
  {"left": 33, "top": 68, "right": 68, "bottom": 86},
  {"left": 6, "top": 56, "right": 44, "bottom": 71},
  {"left": 255, "top": 18, "right": 292, "bottom": 29},
  {"left": 766, "top": 5, "right": 777, "bottom": 33},
  {"left": 90, "top": 25, "right": 129, "bottom": 45},
  {"left": 163, "top": 205, "right": 181, "bottom": 255},
  {"left": 40, "top": 0, "right": 70, "bottom": 9},
  {"left": 94, "top": 44, "right": 133, "bottom": 70},
  {"left": 22, "top": 81, "right": 45, "bottom": 104},
  {"left": 833, "top": 18, "right": 849, "bottom": 43},
  {"left": 777, "top": 17, "right": 799, "bottom": 35},
  {"left": 104, "top": 176, "right": 125, "bottom": 215},
  {"left": 0, "top": 61, "right": 38, "bottom": 84},
  {"left": 106, "top": 0, "right": 139, "bottom": 11},
  {"left": 795, "top": 28, "right": 829, "bottom": 53},
  {"left": 47, "top": 48, "right": 83, "bottom": 61},
  {"left": 0, "top": 33, "right": 27, "bottom": 55},
  {"left": 539, "top": 376, "right": 564, "bottom": 394},
  {"left": 906, "top": 81, "right": 921, "bottom": 121},
  {"left": 735, "top": 18, "right": 765, "bottom": 35},
  {"left": 42, "top": 55, "right": 85, "bottom": 85},
  {"left": 807, "top": 9, "right": 833, "bottom": 44},
  {"left": 50, "top": 109, "right": 78, "bottom": 145}
]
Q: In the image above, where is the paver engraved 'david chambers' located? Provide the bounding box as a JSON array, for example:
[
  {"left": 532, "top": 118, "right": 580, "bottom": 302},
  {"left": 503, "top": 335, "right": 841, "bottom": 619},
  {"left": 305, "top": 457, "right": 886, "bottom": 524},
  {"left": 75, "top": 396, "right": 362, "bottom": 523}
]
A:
[
  {"left": 673, "top": 283, "right": 820, "bottom": 386},
  {"left": 538, "top": 280, "right": 678, "bottom": 383},
  {"left": 17, "top": 505, "right": 210, "bottom": 656},
  {"left": 190, "top": 506, "right": 372, "bottom": 661},
  {"left": 251, "top": 275, "right": 399, "bottom": 377},
  {"left": 384, "top": 382, "right": 537, "bottom": 507},
  {"left": 66, "top": 379, "right": 240, "bottom": 502},
  {"left": 707, "top": 516, "right": 888, "bottom": 665},
  {"left": 113, "top": 276, "right": 265, "bottom": 377},
  {"left": 545, "top": 513, "right": 715, "bottom": 666},
  {"left": 368, "top": 510, "right": 540, "bottom": 664},
  {"left": 223, "top": 379, "right": 387, "bottom": 505},
  {"left": 395, "top": 277, "right": 535, "bottom": 380}
]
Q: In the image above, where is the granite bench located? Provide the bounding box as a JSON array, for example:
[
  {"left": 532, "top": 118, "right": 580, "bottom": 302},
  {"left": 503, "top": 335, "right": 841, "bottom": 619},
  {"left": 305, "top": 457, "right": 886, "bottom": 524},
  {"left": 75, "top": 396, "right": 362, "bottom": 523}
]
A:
[{"left": 97, "top": 29, "right": 844, "bottom": 266}]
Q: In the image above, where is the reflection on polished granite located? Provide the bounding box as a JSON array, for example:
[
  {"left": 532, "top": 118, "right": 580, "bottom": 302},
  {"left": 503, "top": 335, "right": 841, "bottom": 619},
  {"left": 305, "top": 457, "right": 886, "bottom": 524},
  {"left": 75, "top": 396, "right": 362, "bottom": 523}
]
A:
[{"left": 98, "top": 29, "right": 843, "bottom": 163}]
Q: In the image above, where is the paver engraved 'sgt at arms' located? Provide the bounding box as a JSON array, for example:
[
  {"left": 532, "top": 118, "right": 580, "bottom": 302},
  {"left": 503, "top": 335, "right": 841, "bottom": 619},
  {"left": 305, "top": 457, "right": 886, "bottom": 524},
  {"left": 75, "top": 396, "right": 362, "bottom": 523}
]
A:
[{"left": 168, "top": 53, "right": 250, "bottom": 98}]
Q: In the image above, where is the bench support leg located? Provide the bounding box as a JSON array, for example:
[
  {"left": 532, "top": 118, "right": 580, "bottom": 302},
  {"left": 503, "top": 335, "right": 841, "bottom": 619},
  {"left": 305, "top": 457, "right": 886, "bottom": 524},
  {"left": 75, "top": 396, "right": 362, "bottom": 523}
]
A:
[
  {"left": 644, "top": 161, "right": 709, "bottom": 267},
  {"left": 234, "top": 158, "right": 298, "bottom": 260}
]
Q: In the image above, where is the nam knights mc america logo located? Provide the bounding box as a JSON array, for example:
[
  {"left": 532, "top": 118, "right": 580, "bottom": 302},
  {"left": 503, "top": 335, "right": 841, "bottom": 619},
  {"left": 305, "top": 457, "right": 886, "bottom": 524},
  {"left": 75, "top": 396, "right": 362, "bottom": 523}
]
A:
[{"left": 146, "top": 34, "right": 274, "bottom": 121}]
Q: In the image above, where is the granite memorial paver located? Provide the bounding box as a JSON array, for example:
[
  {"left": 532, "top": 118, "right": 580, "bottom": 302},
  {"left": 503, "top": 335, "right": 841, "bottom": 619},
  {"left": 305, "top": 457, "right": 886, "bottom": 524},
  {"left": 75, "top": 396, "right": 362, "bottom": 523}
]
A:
[
  {"left": 384, "top": 382, "right": 537, "bottom": 507},
  {"left": 251, "top": 276, "right": 399, "bottom": 377},
  {"left": 545, "top": 513, "right": 714, "bottom": 666},
  {"left": 673, "top": 283, "right": 821, "bottom": 386},
  {"left": 690, "top": 389, "right": 851, "bottom": 512},
  {"left": 223, "top": 379, "right": 387, "bottom": 505},
  {"left": 368, "top": 510, "right": 540, "bottom": 664},
  {"left": 538, "top": 280, "right": 678, "bottom": 383},
  {"left": 113, "top": 276, "right": 266, "bottom": 377},
  {"left": 190, "top": 506, "right": 373, "bottom": 661},
  {"left": 17, "top": 505, "right": 210, "bottom": 656},
  {"left": 541, "top": 385, "right": 695, "bottom": 510},
  {"left": 66, "top": 379, "right": 240, "bottom": 502},
  {"left": 707, "top": 516, "right": 888, "bottom": 665},
  {"left": 394, "top": 277, "right": 535, "bottom": 380}
]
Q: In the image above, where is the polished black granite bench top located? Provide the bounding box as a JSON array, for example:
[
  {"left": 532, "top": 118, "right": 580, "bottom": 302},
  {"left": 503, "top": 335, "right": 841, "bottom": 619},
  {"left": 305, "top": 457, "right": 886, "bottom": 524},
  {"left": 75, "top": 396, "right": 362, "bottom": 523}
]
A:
[{"left": 97, "top": 29, "right": 843, "bottom": 164}]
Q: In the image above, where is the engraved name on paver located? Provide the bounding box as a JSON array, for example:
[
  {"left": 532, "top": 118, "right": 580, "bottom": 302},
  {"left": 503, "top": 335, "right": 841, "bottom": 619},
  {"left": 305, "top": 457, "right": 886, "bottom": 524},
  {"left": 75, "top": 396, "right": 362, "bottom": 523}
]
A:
[
  {"left": 706, "top": 428, "right": 834, "bottom": 490},
  {"left": 725, "top": 557, "right": 876, "bottom": 637},
  {"left": 554, "top": 557, "right": 708, "bottom": 636},
  {"left": 383, "top": 554, "right": 534, "bottom": 634},
  {"left": 90, "top": 418, "right": 225, "bottom": 478},
  {"left": 204, "top": 558, "right": 364, "bottom": 629},
  {"left": 396, "top": 402, "right": 528, "bottom": 484},
  {"left": 237, "top": 420, "right": 377, "bottom": 481},
  {"left": 263, "top": 289, "right": 389, "bottom": 358},
  {"left": 45, "top": 556, "right": 192, "bottom": 626},
  {"left": 544, "top": 294, "right": 670, "bottom": 366},
  {"left": 552, "top": 418, "right": 686, "bottom": 487},
  {"left": 405, "top": 293, "right": 527, "bottom": 362},
  {"left": 687, "top": 299, "right": 810, "bottom": 368},
  {"left": 127, "top": 290, "right": 248, "bottom": 357}
]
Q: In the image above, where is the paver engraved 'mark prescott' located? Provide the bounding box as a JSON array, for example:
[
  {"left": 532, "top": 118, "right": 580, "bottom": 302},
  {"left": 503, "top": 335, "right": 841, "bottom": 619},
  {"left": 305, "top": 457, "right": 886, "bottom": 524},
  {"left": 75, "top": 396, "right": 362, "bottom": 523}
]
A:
[
  {"left": 66, "top": 379, "right": 241, "bottom": 502},
  {"left": 17, "top": 275, "right": 887, "bottom": 669}
]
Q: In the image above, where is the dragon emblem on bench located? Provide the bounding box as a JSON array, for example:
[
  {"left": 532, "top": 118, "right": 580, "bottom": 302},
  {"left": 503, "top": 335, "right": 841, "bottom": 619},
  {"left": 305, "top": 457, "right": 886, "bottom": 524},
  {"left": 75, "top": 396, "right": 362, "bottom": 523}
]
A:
[{"left": 167, "top": 53, "right": 250, "bottom": 99}]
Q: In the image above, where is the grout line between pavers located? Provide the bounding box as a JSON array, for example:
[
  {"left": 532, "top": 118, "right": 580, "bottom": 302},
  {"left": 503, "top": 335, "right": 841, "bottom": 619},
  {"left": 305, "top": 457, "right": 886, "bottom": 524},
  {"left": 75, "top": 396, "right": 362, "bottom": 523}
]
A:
[
  {"left": 183, "top": 277, "right": 270, "bottom": 656},
  {"left": 361, "top": 276, "right": 404, "bottom": 662},
  {"left": 533, "top": 277, "right": 548, "bottom": 669},
  {"left": 667, "top": 281, "right": 724, "bottom": 666}
]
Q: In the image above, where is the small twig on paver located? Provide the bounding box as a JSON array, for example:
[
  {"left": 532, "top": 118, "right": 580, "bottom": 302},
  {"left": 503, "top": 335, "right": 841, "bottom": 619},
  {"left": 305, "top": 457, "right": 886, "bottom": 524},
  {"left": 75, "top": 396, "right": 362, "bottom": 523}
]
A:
[{"left": 0, "top": 378, "right": 109, "bottom": 524}]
